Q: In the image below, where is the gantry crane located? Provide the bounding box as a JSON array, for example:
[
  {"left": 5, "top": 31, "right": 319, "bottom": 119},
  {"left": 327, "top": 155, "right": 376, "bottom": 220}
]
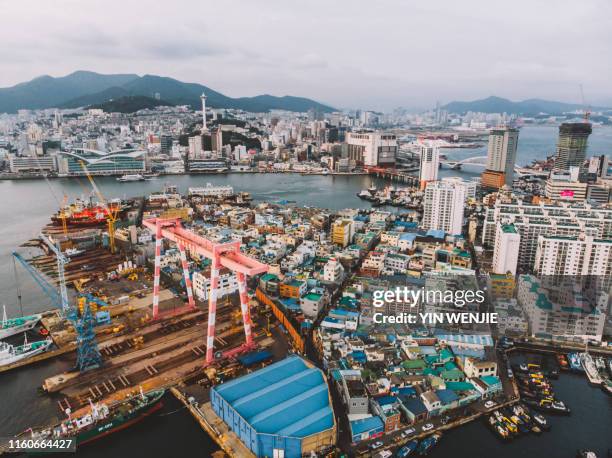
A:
[{"left": 79, "top": 161, "right": 120, "bottom": 253}]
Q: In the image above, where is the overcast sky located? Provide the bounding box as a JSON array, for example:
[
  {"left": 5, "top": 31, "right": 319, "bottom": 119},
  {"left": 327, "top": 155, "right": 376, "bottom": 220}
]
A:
[{"left": 1, "top": 0, "right": 610, "bottom": 110}]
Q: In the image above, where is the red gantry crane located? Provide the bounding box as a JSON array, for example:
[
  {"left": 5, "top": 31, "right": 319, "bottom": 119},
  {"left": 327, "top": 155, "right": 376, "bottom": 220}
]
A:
[{"left": 142, "top": 217, "right": 269, "bottom": 364}]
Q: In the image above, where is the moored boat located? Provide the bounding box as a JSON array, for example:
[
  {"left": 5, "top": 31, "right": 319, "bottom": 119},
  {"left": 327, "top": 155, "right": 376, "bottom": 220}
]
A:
[
  {"left": 397, "top": 440, "right": 419, "bottom": 457},
  {"left": 27, "top": 388, "right": 165, "bottom": 446},
  {"left": 417, "top": 433, "right": 441, "bottom": 455},
  {"left": 0, "top": 335, "right": 53, "bottom": 366},
  {"left": 1, "top": 306, "right": 42, "bottom": 340},
  {"left": 116, "top": 174, "right": 145, "bottom": 182}
]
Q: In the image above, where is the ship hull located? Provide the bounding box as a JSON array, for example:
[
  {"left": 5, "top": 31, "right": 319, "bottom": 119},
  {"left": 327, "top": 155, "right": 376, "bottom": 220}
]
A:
[
  {"left": 77, "top": 396, "right": 164, "bottom": 446},
  {"left": 0, "top": 316, "right": 40, "bottom": 340}
]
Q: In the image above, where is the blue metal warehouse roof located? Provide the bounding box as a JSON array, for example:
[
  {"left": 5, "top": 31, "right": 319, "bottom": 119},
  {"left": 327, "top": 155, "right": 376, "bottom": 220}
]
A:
[
  {"left": 350, "top": 416, "right": 384, "bottom": 435},
  {"left": 213, "top": 356, "right": 334, "bottom": 438}
]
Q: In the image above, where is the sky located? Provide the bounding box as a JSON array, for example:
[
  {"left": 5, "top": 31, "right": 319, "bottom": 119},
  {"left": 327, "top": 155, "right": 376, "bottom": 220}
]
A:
[{"left": 0, "top": 0, "right": 611, "bottom": 111}]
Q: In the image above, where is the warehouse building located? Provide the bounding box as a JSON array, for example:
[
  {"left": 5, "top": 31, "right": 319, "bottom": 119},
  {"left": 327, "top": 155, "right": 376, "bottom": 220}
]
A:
[{"left": 210, "top": 356, "right": 336, "bottom": 458}]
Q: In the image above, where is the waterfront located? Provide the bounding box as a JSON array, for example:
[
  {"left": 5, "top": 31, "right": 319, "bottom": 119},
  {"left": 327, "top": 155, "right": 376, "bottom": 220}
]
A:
[{"left": 0, "top": 125, "right": 610, "bottom": 457}]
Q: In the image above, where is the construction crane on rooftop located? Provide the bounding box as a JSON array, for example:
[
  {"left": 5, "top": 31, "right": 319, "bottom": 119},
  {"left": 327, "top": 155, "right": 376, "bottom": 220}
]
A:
[
  {"left": 79, "top": 161, "right": 120, "bottom": 253},
  {"left": 579, "top": 84, "right": 591, "bottom": 122}
]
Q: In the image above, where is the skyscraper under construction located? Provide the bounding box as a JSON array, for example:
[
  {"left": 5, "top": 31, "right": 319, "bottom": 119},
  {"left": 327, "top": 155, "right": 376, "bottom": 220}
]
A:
[{"left": 554, "top": 122, "right": 592, "bottom": 171}]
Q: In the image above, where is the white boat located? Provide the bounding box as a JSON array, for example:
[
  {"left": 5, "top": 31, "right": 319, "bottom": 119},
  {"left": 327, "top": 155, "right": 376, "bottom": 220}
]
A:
[
  {"left": 581, "top": 352, "right": 603, "bottom": 385},
  {"left": 0, "top": 335, "right": 53, "bottom": 366},
  {"left": 0, "top": 305, "right": 41, "bottom": 340},
  {"left": 116, "top": 174, "right": 145, "bottom": 182}
]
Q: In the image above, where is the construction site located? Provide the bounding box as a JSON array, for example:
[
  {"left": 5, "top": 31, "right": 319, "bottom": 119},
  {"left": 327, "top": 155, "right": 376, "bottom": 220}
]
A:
[{"left": 0, "top": 174, "right": 295, "bottom": 458}]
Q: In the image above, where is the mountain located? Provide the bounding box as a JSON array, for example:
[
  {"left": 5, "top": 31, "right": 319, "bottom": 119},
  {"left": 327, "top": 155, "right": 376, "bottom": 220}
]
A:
[
  {"left": 0, "top": 71, "right": 139, "bottom": 113},
  {"left": 87, "top": 95, "right": 174, "bottom": 113},
  {"left": 442, "top": 96, "right": 602, "bottom": 115},
  {"left": 0, "top": 71, "right": 335, "bottom": 113}
]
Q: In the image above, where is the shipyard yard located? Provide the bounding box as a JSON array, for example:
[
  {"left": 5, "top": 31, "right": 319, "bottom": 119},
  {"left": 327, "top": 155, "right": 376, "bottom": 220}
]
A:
[{"left": 0, "top": 174, "right": 609, "bottom": 458}]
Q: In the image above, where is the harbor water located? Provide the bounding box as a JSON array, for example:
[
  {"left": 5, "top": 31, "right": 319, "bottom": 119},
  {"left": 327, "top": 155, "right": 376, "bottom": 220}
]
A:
[{"left": 0, "top": 125, "right": 611, "bottom": 457}]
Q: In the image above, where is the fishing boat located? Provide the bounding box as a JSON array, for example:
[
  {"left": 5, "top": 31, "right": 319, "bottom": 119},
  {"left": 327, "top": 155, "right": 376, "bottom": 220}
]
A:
[
  {"left": 116, "top": 174, "right": 145, "bottom": 182},
  {"left": 556, "top": 354, "right": 569, "bottom": 370},
  {"left": 581, "top": 352, "right": 603, "bottom": 385},
  {"left": 396, "top": 440, "right": 419, "bottom": 457},
  {"left": 416, "top": 433, "right": 441, "bottom": 455},
  {"left": 523, "top": 398, "right": 571, "bottom": 415},
  {"left": 601, "top": 379, "right": 612, "bottom": 396},
  {"left": 0, "top": 335, "right": 53, "bottom": 366},
  {"left": 27, "top": 388, "right": 165, "bottom": 446},
  {"left": 0, "top": 305, "right": 41, "bottom": 340},
  {"left": 567, "top": 353, "right": 584, "bottom": 372},
  {"left": 576, "top": 450, "right": 598, "bottom": 458}
]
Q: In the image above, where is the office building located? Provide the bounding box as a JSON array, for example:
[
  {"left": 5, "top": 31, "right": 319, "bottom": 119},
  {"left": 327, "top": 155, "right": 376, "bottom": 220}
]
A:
[
  {"left": 422, "top": 180, "right": 466, "bottom": 235},
  {"left": 345, "top": 131, "right": 397, "bottom": 167},
  {"left": 554, "top": 122, "right": 592, "bottom": 171},
  {"left": 480, "top": 127, "right": 519, "bottom": 188},
  {"left": 545, "top": 167, "right": 588, "bottom": 201}
]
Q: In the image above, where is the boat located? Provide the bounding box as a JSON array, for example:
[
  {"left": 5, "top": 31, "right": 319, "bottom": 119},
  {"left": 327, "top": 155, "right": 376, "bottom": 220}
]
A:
[
  {"left": 116, "top": 174, "right": 145, "bottom": 182},
  {"left": 1, "top": 305, "right": 41, "bottom": 340},
  {"left": 51, "top": 198, "right": 126, "bottom": 227},
  {"left": 396, "top": 440, "right": 419, "bottom": 457},
  {"left": 581, "top": 352, "right": 603, "bottom": 385},
  {"left": 567, "top": 353, "right": 584, "bottom": 372},
  {"left": 64, "top": 248, "right": 85, "bottom": 257},
  {"left": 523, "top": 398, "right": 571, "bottom": 415},
  {"left": 0, "top": 335, "right": 53, "bottom": 366},
  {"left": 576, "top": 451, "right": 598, "bottom": 458},
  {"left": 417, "top": 433, "right": 441, "bottom": 455},
  {"left": 28, "top": 388, "right": 165, "bottom": 446},
  {"left": 486, "top": 415, "right": 510, "bottom": 440},
  {"left": 357, "top": 190, "right": 373, "bottom": 200},
  {"left": 601, "top": 379, "right": 612, "bottom": 396}
]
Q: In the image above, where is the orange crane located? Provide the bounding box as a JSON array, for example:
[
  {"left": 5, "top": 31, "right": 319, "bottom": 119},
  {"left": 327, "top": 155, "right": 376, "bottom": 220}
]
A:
[
  {"left": 79, "top": 161, "right": 120, "bottom": 253},
  {"left": 580, "top": 84, "right": 591, "bottom": 122}
]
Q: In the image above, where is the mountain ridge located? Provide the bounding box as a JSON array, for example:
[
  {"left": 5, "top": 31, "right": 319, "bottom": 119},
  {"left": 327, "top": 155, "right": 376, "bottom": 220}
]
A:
[
  {"left": 442, "top": 96, "right": 608, "bottom": 115},
  {"left": 0, "top": 70, "right": 335, "bottom": 114}
]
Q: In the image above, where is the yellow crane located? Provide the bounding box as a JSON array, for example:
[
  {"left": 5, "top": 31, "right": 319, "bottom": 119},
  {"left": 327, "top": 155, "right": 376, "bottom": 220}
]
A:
[{"left": 79, "top": 161, "right": 120, "bottom": 253}]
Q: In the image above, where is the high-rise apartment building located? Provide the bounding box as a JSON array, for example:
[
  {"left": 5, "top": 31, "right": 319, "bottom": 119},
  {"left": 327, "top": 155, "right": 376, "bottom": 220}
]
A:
[
  {"left": 422, "top": 180, "right": 466, "bottom": 235},
  {"left": 419, "top": 143, "right": 439, "bottom": 189},
  {"left": 483, "top": 199, "right": 612, "bottom": 271},
  {"left": 480, "top": 127, "right": 519, "bottom": 189},
  {"left": 553, "top": 122, "right": 592, "bottom": 171},
  {"left": 492, "top": 223, "right": 520, "bottom": 275},
  {"left": 534, "top": 235, "right": 611, "bottom": 282}
]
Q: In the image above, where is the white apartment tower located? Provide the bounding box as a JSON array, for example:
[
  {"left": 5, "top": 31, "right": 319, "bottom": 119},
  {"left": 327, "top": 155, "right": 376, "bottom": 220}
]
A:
[
  {"left": 422, "top": 180, "right": 466, "bottom": 235},
  {"left": 492, "top": 223, "right": 521, "bottom": 275},
  {"left": 419, "top": 143, "right": 440, "bottom": 189}
]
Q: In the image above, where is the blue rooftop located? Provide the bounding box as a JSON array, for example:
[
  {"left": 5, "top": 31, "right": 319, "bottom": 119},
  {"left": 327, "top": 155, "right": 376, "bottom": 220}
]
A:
[
  {"left": 399, "top": 233, "right": 417, "bottom": 241},
  {"left": 426, "top": 229, "right": 446, "bottom": 239},
  {"left": 350, "top": 416, "right": 384, "bottom": 435},
  {"left": 213, "top": 356, "right": 334, "bottom": 438},
  {"left": 435, "top": 389, "right": 459, "bottom": 404}
]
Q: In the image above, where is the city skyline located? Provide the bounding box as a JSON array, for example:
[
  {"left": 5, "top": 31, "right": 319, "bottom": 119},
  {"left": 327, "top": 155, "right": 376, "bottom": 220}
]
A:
[{"left": 1, "top": 0, "right": 611, "bottom": 110}]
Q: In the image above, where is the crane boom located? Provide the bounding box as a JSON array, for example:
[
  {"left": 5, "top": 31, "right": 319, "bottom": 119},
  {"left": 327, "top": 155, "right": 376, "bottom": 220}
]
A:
[{"left": 39, "top": 233, "right": 71, "bottom": 314}]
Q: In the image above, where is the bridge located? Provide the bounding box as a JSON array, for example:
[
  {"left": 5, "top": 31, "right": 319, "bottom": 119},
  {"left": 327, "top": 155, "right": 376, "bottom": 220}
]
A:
[{"left": 440, "top": 156, "right": 549, "bottom": 178}]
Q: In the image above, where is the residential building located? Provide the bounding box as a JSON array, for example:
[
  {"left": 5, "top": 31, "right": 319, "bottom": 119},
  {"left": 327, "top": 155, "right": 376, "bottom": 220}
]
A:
[
  {"left": 492, "top": 223, "right": 520, "bottom": 275},
  {"left": 422, "top": 180, "right": 466, "bottom": 235},
  {"left": 481, "top": 127, "right": 519, "bottom": 188},
  {"left": 192, "top": 269, "right": 238, "bottom": 301},
  {"left": 419, "top": 143, "right": 439, "bottom": 189},
  {"left": 332, "top": 219, "right": 355, "bottom": 248}
]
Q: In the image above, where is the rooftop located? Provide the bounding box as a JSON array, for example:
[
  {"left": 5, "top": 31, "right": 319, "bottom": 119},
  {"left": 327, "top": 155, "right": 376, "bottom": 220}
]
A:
[{"left": 213, "top": 356, "right": 334, "bottom": 438}]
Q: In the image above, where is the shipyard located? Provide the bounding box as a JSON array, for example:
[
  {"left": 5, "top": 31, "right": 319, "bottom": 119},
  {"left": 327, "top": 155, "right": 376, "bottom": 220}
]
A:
[{"left": 1, "top": 2, "right": 612, "bottom": 455}]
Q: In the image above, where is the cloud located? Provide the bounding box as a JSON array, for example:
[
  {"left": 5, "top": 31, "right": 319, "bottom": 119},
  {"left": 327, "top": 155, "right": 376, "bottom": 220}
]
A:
[{"left": 0, "top": 0, "right": 610, "bottom": 109}]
